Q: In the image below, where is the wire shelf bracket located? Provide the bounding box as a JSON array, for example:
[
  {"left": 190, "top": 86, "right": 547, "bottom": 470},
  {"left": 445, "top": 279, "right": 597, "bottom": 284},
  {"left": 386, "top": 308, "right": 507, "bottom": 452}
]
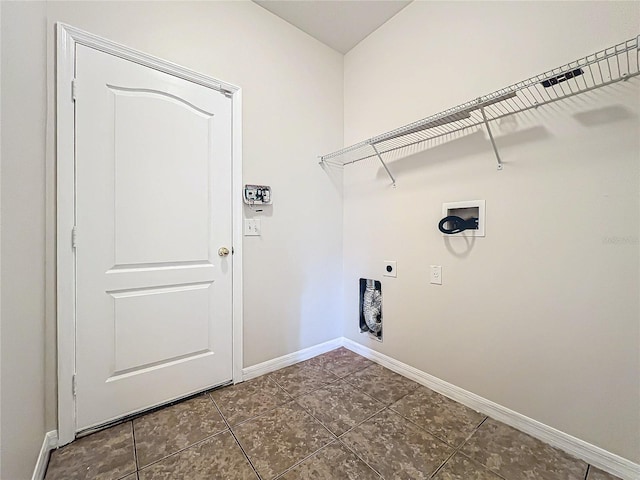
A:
[{"left": 319, "top": 35, "right": 640, "bottom": 185}]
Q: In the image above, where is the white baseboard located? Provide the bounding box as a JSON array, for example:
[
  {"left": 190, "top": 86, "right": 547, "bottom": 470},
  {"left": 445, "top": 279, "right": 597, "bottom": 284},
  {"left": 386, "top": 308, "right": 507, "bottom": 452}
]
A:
[
  {"left": 32, "top": 430, "right": 58, "bottom": 480},
  {"left": 242, "top": 337, "right": 343, "bottom": 381},
  {"left": 342, "top": 338, "right": 640, "bottom": 480}
]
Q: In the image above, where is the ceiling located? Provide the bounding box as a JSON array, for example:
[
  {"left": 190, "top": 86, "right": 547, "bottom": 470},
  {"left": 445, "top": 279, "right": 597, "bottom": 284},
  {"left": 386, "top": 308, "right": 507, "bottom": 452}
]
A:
[{"left": 253, "top": 0, "right": 412, "bottom": 54}]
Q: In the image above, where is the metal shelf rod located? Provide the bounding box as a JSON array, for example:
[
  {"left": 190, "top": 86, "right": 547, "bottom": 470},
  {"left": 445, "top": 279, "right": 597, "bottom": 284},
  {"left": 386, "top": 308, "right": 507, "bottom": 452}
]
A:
[
  {"left": 480, "top": 106, "right": 503, "bottom": 170},
  {"left": 371, "top": 143, "right": 396, "bottom": 187}
]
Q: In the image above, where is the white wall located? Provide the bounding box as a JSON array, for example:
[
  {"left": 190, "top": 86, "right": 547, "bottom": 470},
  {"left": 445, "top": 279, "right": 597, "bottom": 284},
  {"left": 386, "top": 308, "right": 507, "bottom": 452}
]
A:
[
  {"left": 343, "top": 1, "right": 639, "bottom": 463},
  {"left": 1, "top": 1, "right": 344, "bottom": 478},
  {"left": 1, "top": 2, "right": 48, "bottom": 479}
]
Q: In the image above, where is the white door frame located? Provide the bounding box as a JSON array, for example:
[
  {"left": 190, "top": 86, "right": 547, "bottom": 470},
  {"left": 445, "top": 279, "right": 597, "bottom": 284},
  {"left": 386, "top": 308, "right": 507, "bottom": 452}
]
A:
[{"left": 56, "top": 23, "right": 243, "bottom": 446}]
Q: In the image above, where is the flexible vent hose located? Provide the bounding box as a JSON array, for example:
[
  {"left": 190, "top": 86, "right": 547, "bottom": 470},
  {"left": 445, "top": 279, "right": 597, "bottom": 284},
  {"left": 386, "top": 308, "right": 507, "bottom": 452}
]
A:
[
  {"left": 438, "top": 216, "right": 478, "bottom": 235},
  {"left": 363, "top": 279, "right": 382, "bottom": 333}
]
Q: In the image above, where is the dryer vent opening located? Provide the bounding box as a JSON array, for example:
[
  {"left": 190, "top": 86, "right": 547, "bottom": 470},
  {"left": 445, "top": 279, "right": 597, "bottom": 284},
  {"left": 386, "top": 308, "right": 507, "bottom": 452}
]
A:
[{"left": 359, "top": 278, "right": 382, "bottom": 341}]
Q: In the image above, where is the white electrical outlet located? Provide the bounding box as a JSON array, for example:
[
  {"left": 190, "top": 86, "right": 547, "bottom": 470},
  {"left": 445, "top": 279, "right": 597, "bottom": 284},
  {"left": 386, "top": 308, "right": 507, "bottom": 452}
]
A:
[
  {"left": 430, "top": 265, "right": 442, "bottom": 285},
  {"left": 384, "top": 261, "right": 397, "bottom": 277},
  {"left": 244, "top": 218, "right": 261, "bottom": 236}
]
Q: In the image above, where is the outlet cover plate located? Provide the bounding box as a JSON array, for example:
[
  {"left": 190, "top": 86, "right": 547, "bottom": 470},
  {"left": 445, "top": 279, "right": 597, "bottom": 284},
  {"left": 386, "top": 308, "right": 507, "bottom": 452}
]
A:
[
  {"left": 430, "top": 265, "right": 442, "bottom": 285},
  {"left": 384, "top": 261, "right": 397, "bottom": 277},
  {"left": 244, "top": 218, "right": 261, "bottom": 236}
]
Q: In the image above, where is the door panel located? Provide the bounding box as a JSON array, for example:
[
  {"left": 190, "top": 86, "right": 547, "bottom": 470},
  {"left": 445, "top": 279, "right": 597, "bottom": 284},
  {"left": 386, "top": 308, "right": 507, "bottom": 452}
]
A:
[
  {"left": 75, "top": 44, "right": 232, "bottom": 430},
  {"left": 112, "top": 87, "right": 212, "bottom": 265},
  {"left": 111, "top": 283, "right": 212, "bottom": 374}
]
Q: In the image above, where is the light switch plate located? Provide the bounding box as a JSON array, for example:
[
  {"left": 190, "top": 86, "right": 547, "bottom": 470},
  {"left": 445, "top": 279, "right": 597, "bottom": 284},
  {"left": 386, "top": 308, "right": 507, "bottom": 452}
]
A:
[
  {"left": 430, "top": 265, "right": 442, "bottom": 285},
  {"left": 244, "top": 218, "right": 261, "bottom": 236},
  {"left": 384, "top": 261, "right": 397, "bottom": 277}
]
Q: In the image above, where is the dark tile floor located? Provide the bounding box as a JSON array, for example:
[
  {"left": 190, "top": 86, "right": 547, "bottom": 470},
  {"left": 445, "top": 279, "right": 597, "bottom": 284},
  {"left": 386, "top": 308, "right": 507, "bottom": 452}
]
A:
[{"left": 44, "top": 347, "right": 621, "bottom": 480}]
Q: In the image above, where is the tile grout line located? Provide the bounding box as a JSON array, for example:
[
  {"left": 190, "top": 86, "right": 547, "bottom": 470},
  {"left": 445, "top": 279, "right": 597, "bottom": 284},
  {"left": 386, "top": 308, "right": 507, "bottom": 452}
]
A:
[
  {"left": 231, "top": 353, "right": 385, "bottom": 479},
  {"left": 267, "top": 367, "right": 341, "bottom": 399},
  {"left": 212, "top": 376, "right": 297, "bottom": 431},
  {"left": 335, "top": 398, "right": 486, "bottom": 480},
  {"left": 334, "top": 405, "right": 397, "bottom": 478},
  {"left": 293, "top": 374, "right": 387, "bottom": 416},
  {"left": 135, "top": 427, "right": 229, "bottom": 472},
  {"left": 131, "top": 420, "right": 140, "bottom": 474},
  {"left": 267, "top": 353, "right": 381, "bottom": 477},
  {"left": 289, "top": 399, "right": 340, "bottom": 442},
  {"left": 387, "top": 400, "right": 485, "bottom": 450},
  {"left": 335, "top": 435, "right": 385, "bottom": 479},
  {"left": 337, "top": 404, "right": 391, "bottom": 439},
  {"left": 294, "top": 392, "right": 386, "bottom": 439},
  {"left": 227, "top": 396, "right": 301, "bottom": 430},
  {"left": 132, "top": 394, "right": 229, "bottom": 472},
  {"left": 428, "top": 417, "right": 487, "bottom": 479},
  {"left": 427, "top": 416, "right": 512, "bottom": 480},
  {"left": 259, "top": 351, "right": 376, "bottom": 404},
  {"left": 326, "top": 356, "right": 503, "bottom": 480},
  {"left": 313, "top": 354, "right": 376, "bottom": 378},
  {"left": 209, "top": 393, "right": 263, "bottom": 480},
  {"left": 47, "top": 351, "right": 388, "bottom": 480},
  {"left": 271, "top": 440, "right": 340, "bottom": 480},
  {"left": 269, "top": 351, "right": 377, "bottom": 398},
  {"left": 226, "top": 428, "right": 263, "bottom": 480},
  {"left": 225, "top": 352, "right": 374, "bottom": 479},
  {"left": 278, "top": 394, "right": 340, "bottom": 474},
  {"left": 339, "top": 366, "right": 421, "bottom": 406},
  {"left": 224, "top": 394, "right": 336, "bottom": 480},
  {"left": 299, "top": 351, "right": 387, "bottom": 479},
  {"left": 336, "top": 372, "right": 399, "bottom": 406}
]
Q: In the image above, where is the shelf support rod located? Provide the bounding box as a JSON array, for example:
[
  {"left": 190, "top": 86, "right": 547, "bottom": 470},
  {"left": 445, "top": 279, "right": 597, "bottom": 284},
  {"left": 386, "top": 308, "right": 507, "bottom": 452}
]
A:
[
  {"left": 480, "top": 106, "right": 504, "bottom": 170},
  {"left": 371, "top": 143, "right": 396, "bottom": 187}
]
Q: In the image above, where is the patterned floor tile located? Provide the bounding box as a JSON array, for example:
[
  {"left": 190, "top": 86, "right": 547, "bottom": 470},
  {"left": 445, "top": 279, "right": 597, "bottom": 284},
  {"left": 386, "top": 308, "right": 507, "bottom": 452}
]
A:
[
  {"left": 295, "top": 379, "right": 384, "bottom": 435},
  {"left": 211, "top": 375, "right": 291, "bottom": 426},
  {"left": 269, "top": 360, "right": 338, "bottom": 397},
  {"left": 233, "top": 401, "right": 334, "bottom": 480},
  {"left": 390, "top": 386, "right": 486, "bottom": 446},
  {"left": 279, "top": 441, "right": 380, "bottom": 479},
  {"left": 433, "top": 452, "right": 505, "bottom": 479},
  {"left": 587, "top": 466, "right": 622, "bottom": 480},
  {"left": 343, "top": 363, "right": 419, "bottom": 405},
  {"left": 45, "top": 357, "right": 608, "bottom": 480},
  {"left": 308, "top": 348, "right": 374, "bottom": 377},
  {"left": 340, "top": 409, "right": 453, "bottom": 479},
  {"left": 45, "top": 422, "right": 136, "bottom": 480},
  {"left": 133, "top": 394, "right": 227, "bottom": 468},
  {"left": 137, "top": 430, "right": 257, "bottom": 479},
  {"left": 460, "top": 418, "right": 588, "bottom": 480}
]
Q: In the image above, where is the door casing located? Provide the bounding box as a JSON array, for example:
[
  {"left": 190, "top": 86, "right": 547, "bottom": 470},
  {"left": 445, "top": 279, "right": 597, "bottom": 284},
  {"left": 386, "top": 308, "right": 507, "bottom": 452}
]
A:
[{"left": 55, "top": 23, "right": 244, "bottom": 446}]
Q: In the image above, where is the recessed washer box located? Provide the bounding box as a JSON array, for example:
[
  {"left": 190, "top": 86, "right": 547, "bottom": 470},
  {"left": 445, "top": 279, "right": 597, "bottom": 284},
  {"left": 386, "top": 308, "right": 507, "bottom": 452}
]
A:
[{"left": 442, "top": 200, "right": 486, "bottom": 237}]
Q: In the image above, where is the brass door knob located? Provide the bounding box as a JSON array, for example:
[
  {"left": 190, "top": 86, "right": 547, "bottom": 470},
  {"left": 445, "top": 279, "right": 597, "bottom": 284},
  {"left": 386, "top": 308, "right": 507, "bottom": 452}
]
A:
[{"left": 218, "top": 247, "right": 230, "bottom": 257}]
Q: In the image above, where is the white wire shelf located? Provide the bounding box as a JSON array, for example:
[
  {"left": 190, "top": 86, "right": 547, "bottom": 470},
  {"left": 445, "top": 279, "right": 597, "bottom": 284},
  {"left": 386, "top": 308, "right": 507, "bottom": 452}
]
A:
[{"left": 319, "top": 35, "right": 640, "bottom": 185}]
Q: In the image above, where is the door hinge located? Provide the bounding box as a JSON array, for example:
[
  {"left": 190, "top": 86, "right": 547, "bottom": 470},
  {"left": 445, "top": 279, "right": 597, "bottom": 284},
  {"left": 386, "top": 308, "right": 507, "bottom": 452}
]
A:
[
  {"left": 221, "top": 88, "right": 233, "bottom": 98},
  {"left": 72, "top": 374, "right": 77, "bottom": 397},
  {"left": 72, "top": 79, "right": 78, "bottom": 101},
  {"left": 72, "top": 226, "right": 78, "bottom": 249}
]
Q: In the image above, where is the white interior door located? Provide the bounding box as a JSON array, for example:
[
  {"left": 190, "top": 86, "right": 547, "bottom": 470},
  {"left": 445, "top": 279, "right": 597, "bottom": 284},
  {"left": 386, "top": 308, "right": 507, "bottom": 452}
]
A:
[{"left": 74, "top": 44, "right": 233, "bottom": 431}]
